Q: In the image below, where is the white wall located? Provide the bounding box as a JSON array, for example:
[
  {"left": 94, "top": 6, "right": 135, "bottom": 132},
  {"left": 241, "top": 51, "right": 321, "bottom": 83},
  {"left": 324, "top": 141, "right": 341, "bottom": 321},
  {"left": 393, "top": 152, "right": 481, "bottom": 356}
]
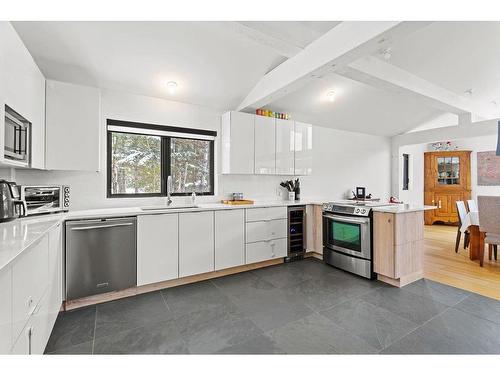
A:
[
  {"left": 222, "top": 126, "right": 392, "bottom": 202},
  {"left": 398, "top": 143, "right": 427, "bottom": 205},
  {"left": 396, "top": 134, "right": 500, "bottom": 206},
  {"left": 13, "top": 89, "right": 392, "bottom": 210}
]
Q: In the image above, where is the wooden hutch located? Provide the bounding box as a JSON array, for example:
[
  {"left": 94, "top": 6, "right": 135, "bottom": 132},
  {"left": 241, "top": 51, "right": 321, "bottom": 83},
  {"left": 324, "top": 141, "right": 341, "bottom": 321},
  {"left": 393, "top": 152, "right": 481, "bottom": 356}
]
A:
[{"left": 424, "top": 150, "right": 471, "bottom": 225}]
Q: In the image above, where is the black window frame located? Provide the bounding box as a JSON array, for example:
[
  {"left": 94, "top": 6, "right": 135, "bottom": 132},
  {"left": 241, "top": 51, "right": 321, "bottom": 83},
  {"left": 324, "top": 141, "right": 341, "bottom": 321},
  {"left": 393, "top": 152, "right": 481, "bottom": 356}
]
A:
[
  {"left": 106, "top": 119, "right": 216, "bottom": 198},
  {"left": 402, "top": 153, "right": 410, "bottom": 191}
]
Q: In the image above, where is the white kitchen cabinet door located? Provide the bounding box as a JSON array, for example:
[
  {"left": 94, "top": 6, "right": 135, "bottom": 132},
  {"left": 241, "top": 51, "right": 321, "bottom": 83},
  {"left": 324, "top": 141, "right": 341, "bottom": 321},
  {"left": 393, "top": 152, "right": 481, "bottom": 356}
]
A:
[
  {"left": 45, "top": 80, "right": 101, "bottom": 171},
  {"left": 179, "top": 211, "right": 214, "bottom": 277},
  {"left": 12, "top": 235, "right": 49, "bottom": 343},
  {"left": 0, "top": 22, "right": 45, "bottom": 169},
  {"left": 246, "top": 238, "right": 287, "bottom": 264},
  {"left": 137, "top": 214, "right": 179, "bottom": 286},
  {"left": 276, "top": 119, "right": 295, "bottom": 175},
  {"left": 245, "top": 206, "right": 287, "bottom": 222},
  {"left": 221, "top": 111, "right": 255, "bottom": 174},
  {"left": 47, "top": 223, "right": 63, "bottom": 332},
  {"left": 215, "top": 209, "right": 245, "bottom": 270},
  {"left": 294, "top": 121, "right": 313, "bottom": 176},
  {"left": 0, "top": 267, "right": 12, "bottom": 354},
  {"left": 245, "top": 219, "right": 287, "bottom": 243},
  {"left": 254, "top": 115, "right": 276, "bottom": 174},
  {"left": 11, "top": 291, "right": 49, "bottom": 355}
]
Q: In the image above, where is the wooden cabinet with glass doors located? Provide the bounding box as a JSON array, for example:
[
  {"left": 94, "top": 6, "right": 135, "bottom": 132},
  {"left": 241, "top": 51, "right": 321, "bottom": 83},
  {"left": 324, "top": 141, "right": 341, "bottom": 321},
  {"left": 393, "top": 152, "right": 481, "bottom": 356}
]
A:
[{"left": 424, "top": 151, "right": 471, "bottom": 225}]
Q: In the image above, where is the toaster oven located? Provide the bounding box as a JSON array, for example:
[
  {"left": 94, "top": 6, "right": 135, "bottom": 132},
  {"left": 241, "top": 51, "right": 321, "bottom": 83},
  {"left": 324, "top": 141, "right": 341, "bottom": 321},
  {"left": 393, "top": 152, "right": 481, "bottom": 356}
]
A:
[{"left": 18, "top": 185, "right": 70, "bottom": 216}]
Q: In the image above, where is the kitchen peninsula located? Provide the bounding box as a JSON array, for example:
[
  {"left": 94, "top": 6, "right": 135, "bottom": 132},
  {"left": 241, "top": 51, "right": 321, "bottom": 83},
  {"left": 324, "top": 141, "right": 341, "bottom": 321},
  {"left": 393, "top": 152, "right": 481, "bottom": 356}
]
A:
[{"left": 372, "top": 204, "right": 436, "bottom": 287}]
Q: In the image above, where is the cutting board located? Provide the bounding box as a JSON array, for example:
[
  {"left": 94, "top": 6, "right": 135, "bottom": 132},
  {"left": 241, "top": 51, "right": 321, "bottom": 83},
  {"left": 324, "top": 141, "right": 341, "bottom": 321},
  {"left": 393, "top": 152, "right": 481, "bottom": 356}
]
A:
[{"left": 221, "top": 199, "right": 254, "bottom": 205}]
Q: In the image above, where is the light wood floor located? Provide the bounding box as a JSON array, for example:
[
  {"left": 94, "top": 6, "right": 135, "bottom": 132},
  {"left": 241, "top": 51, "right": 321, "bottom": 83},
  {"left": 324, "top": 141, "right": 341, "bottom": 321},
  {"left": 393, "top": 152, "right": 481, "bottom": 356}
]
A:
[{"left": 424, "top": 225, "right": 500, "bottom": 300}]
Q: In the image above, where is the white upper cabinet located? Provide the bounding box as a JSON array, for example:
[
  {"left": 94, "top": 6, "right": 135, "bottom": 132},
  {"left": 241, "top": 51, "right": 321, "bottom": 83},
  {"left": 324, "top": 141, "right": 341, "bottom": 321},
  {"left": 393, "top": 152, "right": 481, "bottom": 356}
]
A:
[
  {"left": 221, "top": 112, "right": 313, "bottom": 176},
  {"left": 137, "top": 214, "right": 179, "bottom": 286},
  {"left": 215, "top": 209, "right": 245, "bottom": 271},
  {"left": 294, "top": 121, "right": 313, "bottom": 176},
  {"left": 0, "top": 22, "right": 45, "bottom": 169},
  {"left": 221, "top": 111, "right": 254, "bottom": 174},
  {"left": 254, "top": 115, "right": 276, "bottom": 174},
  {"left": 45, "top": 80, "right": 101, "bottom": 171},
  {"left": 276, "top": 118, "right": 295, "bottom": 175},
  {"left": 179, "top": 211, "right": 215, "bottom": 277}
]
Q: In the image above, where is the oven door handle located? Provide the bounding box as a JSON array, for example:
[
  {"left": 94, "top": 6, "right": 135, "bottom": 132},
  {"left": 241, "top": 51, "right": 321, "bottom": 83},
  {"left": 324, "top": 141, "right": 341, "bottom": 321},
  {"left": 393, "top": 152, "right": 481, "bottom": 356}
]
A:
[{"left": 323, "top": 214, "right": 370, "bottom": 224}]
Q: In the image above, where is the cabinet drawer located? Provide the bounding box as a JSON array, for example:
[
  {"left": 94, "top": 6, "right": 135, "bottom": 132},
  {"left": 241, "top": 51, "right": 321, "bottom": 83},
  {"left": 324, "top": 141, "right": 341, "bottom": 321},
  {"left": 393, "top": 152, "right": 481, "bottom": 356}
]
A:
[
  {"left": 246, "top": 238, "right": 287, "bottom": 264},
  {"left": 10, "top": 290, "right": 49, "bottom": 355},
  {"left": 12, "top": 236, "right": 49, "bottom": 343},
  {"left": 246, "top": 206, "right": 287, "bottom": 222},
  {"left": 246, "top": 219, "right": 287, "bottom": 243}
]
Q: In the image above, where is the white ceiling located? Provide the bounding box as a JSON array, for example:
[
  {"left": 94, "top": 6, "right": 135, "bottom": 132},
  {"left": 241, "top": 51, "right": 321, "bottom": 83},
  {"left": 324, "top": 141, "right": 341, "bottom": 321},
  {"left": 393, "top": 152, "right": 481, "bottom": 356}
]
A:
[
  {"left": 268, "top": 72, "right": 443, "bottom": 136},
  {"left": 381, "top": 21, "right": 500, "bottom": 118},
  {"left": 12, "top": 21, "right": 500, "bottom": 136},
  {"left": 12, "top": 21, "right": 336, "bottom": 110}
]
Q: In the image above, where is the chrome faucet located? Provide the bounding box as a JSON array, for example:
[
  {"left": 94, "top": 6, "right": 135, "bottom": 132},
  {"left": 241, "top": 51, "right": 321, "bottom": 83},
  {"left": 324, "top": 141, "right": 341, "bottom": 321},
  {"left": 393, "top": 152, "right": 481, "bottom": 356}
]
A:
[{"left": 166, "top": 175, "right": 173, "bottom": 206}]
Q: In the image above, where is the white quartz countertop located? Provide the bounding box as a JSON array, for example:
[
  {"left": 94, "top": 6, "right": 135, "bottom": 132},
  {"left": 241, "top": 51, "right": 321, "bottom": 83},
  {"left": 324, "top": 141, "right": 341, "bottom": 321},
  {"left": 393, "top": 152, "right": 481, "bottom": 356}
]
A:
[
  {"left": 0, "top": 214, "right": 64, "bottom": 271},
  {"left": 0, "top": 199, "right": 323, "bottom": 272},
  {"left": 371, "top": 204, "right": 436, "bottom": 214},
  {"left": 0, "top": 199, "right": 436, "bottom": 272}
]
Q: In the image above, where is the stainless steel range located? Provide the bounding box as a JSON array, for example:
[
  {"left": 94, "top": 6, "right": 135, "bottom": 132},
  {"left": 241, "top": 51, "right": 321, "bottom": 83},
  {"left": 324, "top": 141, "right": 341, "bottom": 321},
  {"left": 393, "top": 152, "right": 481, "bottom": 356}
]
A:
[{"left": 322, "top": 200, "right": 388, "bottom": 279}]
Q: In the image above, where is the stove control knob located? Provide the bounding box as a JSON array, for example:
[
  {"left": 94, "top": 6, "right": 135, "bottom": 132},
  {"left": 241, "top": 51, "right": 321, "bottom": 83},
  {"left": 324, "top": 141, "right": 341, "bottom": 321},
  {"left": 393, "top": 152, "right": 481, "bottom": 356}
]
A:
[
  {"left": 355, "top": 208, "right": 360, "bottom": 214},
  {"left": 361, "top": 209, "right": 366, "bottom": 214}
]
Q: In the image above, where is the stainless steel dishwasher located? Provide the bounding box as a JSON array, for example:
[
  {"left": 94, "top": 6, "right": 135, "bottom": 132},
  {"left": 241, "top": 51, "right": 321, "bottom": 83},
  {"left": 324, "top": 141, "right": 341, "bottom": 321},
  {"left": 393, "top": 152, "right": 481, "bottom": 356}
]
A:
[{"left": 65, "top": 217, "right": 137, "bottom": 300}]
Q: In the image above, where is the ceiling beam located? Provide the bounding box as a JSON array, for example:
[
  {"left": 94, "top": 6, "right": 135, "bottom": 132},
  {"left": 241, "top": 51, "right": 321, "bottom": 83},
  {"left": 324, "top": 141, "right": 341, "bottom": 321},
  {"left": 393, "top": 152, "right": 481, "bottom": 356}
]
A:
[
  {"left": 224, "top": 22, "right": 303, "bottom": 58},
  {"left": 237, "top": 21, "right": 433, "bottom": 111},
  {"left": 337, "top": 55, "right": 493, "bottom": 120}
]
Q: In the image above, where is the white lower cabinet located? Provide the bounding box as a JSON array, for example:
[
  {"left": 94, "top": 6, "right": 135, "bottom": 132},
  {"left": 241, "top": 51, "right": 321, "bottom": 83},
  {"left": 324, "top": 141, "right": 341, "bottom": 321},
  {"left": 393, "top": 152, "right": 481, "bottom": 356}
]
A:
[
  {"left": 179, "top": 211, "right": 215, "bottom": 277},
  {"left": 244, "top": 207, "right": 288, "bottom": 264},
  {"left": 0, "top": 268, "right": 12, "bottom": 353},
  {"left": 137, "top": 214, "right": 179, "bottom": 286},
  {"left": 246, "top": 239, "right": 287, "bottom": 264},
  {"left": 215, "top": 209, "right": 245, "bottom": 271},
  {"left": 11, "top": 290, "right": 49, "bottom": 355},
  {"left": 12, "top": 235, "right": 49, "bottom": 343},
  {"left": 46, "top": 224, "right": 63, "bottom": 336},
  {"left": 246, "top": 219, "right": 287, "bottom": 243},
  {"left": 9, "top": 223, "right": 62, "bottom": 355}
]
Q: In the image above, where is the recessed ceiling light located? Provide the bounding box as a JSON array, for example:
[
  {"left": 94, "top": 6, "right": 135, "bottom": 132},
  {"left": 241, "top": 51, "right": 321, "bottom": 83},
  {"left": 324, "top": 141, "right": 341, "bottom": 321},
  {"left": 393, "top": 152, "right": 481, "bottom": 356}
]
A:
[
  {"left": 380, "top": 47, "right": 392, "bottom": 60},
  {"left": 166, "top": 81, "right": 178, "bottom": 95},
  {"left": 464, "top": 88, "right": 474, "bottom": 96},
  {"left": 326, "top": 91, "right": 336, "bottom": 102}
]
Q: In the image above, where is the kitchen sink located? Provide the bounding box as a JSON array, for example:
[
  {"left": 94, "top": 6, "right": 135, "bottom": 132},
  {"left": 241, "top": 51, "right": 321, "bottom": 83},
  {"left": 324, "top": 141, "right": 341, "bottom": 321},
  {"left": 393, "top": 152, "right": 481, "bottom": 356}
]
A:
[{"left": 140, "top": 205, "right": 199, "bottom": 211}]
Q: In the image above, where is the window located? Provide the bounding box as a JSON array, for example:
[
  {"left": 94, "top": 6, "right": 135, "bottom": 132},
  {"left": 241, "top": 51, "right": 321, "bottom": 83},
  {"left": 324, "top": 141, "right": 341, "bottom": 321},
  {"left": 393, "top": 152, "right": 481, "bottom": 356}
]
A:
[
  {"left": 437, "top": 156, "right": 460, "bottom": 185},
  {"left": 107, "top": 119, "right": 216, "bottom": 197},
  {"left": 402, "top": 154, "right": 410, "bottom": 191}
]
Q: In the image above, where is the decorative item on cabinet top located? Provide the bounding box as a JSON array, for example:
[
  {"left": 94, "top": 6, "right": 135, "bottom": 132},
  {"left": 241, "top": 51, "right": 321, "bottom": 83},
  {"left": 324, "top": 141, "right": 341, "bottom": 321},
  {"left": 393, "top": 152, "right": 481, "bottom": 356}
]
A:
[{"left": 256, "top": 108, "right": 290, "bottom": 120}]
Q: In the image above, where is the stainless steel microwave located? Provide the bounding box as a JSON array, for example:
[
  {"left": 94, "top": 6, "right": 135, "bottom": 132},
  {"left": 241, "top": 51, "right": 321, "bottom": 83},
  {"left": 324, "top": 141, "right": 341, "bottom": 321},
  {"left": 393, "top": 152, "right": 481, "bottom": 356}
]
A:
[
  {"left": 18, "top": 185, "right": 70, "bottom": 216},
  {"left": 4, "top": 105, "right": 31, "bottom": 166}
]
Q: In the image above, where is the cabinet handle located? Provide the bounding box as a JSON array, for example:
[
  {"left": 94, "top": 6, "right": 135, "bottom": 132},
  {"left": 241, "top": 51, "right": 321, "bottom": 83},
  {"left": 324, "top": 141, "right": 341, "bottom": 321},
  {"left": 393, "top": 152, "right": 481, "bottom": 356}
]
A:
[{"left": 438, "top": 200, "right": 442, "bottom": 208}]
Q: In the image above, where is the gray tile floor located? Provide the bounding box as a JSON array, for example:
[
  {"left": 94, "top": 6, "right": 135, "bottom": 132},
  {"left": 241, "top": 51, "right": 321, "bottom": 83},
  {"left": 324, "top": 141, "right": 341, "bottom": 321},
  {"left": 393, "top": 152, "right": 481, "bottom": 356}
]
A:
[{"left": 45, "top": 258, "right": 500, "bottom": 354}]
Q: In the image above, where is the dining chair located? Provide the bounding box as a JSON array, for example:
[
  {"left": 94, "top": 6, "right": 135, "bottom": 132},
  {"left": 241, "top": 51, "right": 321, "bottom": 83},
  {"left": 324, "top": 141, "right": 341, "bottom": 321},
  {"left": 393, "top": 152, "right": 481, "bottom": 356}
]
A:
[
  {"left": 478, "top": 196, "right": 500, "bottom": 266},
  {"left": 467, "top": 199, "right": 478, "bottom": 212},
  {"left": 455, "top": 201, "right": 470, "bottom": 253}
]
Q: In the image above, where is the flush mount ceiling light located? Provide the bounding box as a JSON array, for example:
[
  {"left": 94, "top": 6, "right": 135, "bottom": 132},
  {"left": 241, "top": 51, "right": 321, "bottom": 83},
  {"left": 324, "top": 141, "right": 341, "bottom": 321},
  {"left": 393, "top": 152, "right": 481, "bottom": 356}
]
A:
[
  {"left": 166, "top": 81, "right": 178, "bottom": 95},
  {"left": 326, "top": 91, "right": 336, "bottom": 102},
  {"left": 379, "top": 47, "right": 392, "bottom": 60}
]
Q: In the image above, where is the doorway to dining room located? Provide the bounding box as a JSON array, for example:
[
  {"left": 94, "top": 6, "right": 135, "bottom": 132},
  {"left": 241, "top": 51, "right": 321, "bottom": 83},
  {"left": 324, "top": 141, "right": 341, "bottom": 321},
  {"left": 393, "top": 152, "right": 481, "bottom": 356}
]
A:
[{"left": 397, "top": 135, "right": 500, "bottom": 300}]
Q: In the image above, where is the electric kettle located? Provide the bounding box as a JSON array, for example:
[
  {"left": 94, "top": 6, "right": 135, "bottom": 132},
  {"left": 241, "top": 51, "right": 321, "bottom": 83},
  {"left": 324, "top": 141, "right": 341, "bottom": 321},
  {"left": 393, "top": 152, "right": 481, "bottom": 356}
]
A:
[{"left": 0, "top": 180, "right": 26, "bottom": 222}]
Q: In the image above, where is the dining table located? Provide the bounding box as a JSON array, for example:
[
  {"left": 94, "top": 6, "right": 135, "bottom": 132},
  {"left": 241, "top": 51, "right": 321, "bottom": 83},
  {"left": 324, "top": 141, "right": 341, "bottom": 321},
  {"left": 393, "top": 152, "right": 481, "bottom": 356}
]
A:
[{"left": 460, "top": 210, "right": 483, "bottom": 261}]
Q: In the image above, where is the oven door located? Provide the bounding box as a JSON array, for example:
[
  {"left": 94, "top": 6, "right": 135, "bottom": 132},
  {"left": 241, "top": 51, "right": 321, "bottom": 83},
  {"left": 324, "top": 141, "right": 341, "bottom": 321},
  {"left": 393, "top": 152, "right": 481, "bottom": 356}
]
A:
[{"left": 323, "top": 213, "right": 371, "bottom": 259}]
